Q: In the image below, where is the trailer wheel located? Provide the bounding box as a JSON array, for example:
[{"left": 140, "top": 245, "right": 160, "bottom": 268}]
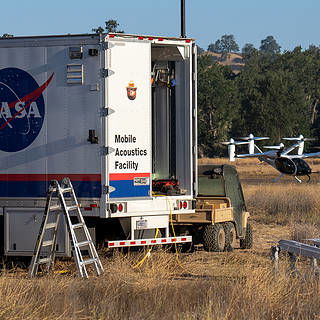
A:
[
  {"left": 202, "top": 224, "right": 225, "bottom": 252},
  {"left": 223, "top": 222, "right": 237, "bottom": 251},
  {"left": 240, "top": 223, "right": 253, "bottom": 249}
]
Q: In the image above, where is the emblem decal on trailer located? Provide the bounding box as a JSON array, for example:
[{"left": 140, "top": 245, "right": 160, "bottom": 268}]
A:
[
  {"left": 0, "top": 68, "right": 54, "bottom": 152},
  {"left": 126, "top": 81, "right": 137, "bottom": 100}
]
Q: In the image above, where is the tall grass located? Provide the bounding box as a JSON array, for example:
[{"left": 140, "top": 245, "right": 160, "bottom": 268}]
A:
[
  {"left": 0, "top": 251, "right": 320, "bottom": 320},
  {"left": 245, "top": 184, "right": 320, "bottom": 225}
]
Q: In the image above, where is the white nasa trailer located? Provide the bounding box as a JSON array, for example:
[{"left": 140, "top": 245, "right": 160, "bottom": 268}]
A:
[{"left": 0, "top": 33, "right": 197, "bottom": 256}]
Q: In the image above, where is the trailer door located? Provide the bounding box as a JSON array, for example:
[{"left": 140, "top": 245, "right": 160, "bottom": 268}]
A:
[{"left": 104, "top": 38, "right": 152, "bottom": 199}]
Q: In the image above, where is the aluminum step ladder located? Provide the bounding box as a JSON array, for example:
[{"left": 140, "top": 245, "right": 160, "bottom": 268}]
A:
[{"left": 28, "top": 177, "right": 104, "bottom": 278}]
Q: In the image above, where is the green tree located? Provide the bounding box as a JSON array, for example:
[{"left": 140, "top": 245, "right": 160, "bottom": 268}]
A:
[
  {"left": 197, "top": 55, "right": 240, "bottom": 156},
  {"left": 208, "top": 40, "right": 222, "bottom": 53},
  {"left": 260, "top": 36, "right": 281, "bottom": 54},
  {"left": 92, "top": 19, "right": 124, "bottom": 34},
  {"left": 208, "top": 34, "right": 239, "bottom": 54},
  {"left": 220, "top": 34, "right": 239, "bottom": 53},
  {"left": 241, "top": 43, "right": 258, "bottom": 60}
]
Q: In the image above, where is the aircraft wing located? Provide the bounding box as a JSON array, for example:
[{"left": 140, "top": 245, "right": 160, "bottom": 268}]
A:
[
  {"left": 300, "top": 152, "right": 320, "bottom": 159},
  {"left": 236, "top": 152, "right": 271, "bottom": 159}
]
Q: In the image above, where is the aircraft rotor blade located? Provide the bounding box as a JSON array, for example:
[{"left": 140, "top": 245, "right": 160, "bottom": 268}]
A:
[
  {"left": 238, "top": 136, "right": 269, "bottom": 141},
  {"left": 263, "top": 143, "right": 284, "bottom": 150},
  {"left": 221, "top": 140, "right": 248, "bottom": 146},
  {"left": 282, "top": 136, "right": 315, "bottom": 142}
]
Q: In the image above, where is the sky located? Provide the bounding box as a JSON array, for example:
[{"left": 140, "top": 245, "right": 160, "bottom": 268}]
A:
[{"left": 0, "top": 0, "right": 319, "bottom": 52}]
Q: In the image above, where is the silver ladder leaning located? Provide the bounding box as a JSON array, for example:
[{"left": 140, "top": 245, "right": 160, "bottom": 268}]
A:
[{"left": 28, "top": 177, "right": 104, "bottom": 278}]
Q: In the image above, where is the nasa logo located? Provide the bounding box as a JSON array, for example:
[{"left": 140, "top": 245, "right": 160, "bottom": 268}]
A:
[{"left": 0, "top": 68, "right": 54, "bottom": 152}]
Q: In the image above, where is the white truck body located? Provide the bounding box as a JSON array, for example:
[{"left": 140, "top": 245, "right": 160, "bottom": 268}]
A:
[{"left": 0, "top": 33, "right": 197, "bottom": 255}]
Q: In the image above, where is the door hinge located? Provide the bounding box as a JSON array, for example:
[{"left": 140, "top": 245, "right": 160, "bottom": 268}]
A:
[
  {"left": 101, "top": 68, "right": 114, "bottom": 78},
  {"left": 101, "top": 146, "right": 115, "bottom": 155},
  {"left": 193, "top": 107, "right": 197, "bottom": 118},
  {"left": 101, "top": 107, "right": 115, "bottom": 117},
  {"left": 102, "top": 185, "right": 116, "bottom": 194}
]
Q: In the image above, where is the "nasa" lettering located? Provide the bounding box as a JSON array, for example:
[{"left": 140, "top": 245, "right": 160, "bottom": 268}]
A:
[{"left": 0, "top": 102, "right": 41, "bottom": 119}]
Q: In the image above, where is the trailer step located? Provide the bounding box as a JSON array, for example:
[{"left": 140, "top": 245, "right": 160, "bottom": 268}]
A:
[
  {"left": 66, "top": 205, "right": 79, "bottom": 211},
  {"left": 60, "top": 187, "right": 72, "bottom": 193},
  {"left": 42, "top": 240, "right": 54, "bottom": 247},
  {"left": 76, "top": 240, "right": 92, "bottom": 247},
  {"left": 81, "top": 258, "right": 98, "bottom": 266},
  {"left": 72, "top": 223, "right": 85, "bottom": 229},
  {"left": 45, "top": 223, "right": 58, "bottom": 229},
  {"left": 38, "top": 257, "right": 52, "bottom": 264},
  {"left": 49, "top": 205, "right": 61, "bottom": 211}
]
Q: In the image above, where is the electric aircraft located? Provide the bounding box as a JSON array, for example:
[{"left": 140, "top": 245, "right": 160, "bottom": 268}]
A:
[{"left": 222, "top": 134, "right": 320, "bottom": 182}]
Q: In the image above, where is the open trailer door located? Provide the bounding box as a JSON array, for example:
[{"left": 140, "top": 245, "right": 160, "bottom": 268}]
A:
[{"left": 104, "top": 36, "right": 152, "bottom": 200}]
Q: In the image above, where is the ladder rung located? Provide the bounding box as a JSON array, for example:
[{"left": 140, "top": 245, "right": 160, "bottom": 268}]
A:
[
  {"left": 76, "top": 240, "right": 92, "bottom": 247},
  {"left": 38, "top": 257, "right": 52, "bottom": 264},
  {"left": 67, "top": 205, "right": 79, "bottom": 211},
  {"left": 49, "top": 205, "right": 61, "bottom": 211},
  {"left": 61, "top": 187, "right": 72, "bottom": 193},
  {"left": 42, "top": 240, "right": 54, "bottom": 247},
  {"left": 72, "top": 223, "right": 85, "bottom": 229},
  {"left": 45, "top": 222, "right": 58, "bottom": 229},
  {"left": 81, "top": 258, "right": 98, "bottom": 266}
]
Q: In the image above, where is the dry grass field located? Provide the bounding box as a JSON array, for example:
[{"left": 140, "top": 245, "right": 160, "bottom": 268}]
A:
[{"left": 2, "top": 158, "right": 320, "bottom": 319}]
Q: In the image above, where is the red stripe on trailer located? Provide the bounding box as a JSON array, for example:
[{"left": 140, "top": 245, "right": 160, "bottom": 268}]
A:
[
  {"left": 151, "top": 240, "right": 156, "bottom": 244},
  {"left": 141, "top": 241, "right": 147, "bottom": 244},
  {"left": 0, "top": 174, "right": 101, "bottom": 181},
  {"left": 161, "top": 239, "right": 167, "bottom": 243},
  {"left": 109, "top": 172, "right": 150, "bottom": 181},
  {"left": 120, "top": 242, "right": 125, "bottom": 246},
  {"left": 172, "top": 238, "right": 177, "bottom": 242},
  {"left": 109, "top": 243, "right": 115, "bottom": 247},
  {"left": 181, "top": 238, "right": 187, "bottom": 241},
  {"left": 130, "top": 241, "right": 136, "bottom": 245}
]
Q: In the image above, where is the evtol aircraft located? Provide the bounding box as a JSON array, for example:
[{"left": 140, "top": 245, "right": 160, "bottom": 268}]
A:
[{"left": 222, "top": 134, "right": 320, "bottom": 183}]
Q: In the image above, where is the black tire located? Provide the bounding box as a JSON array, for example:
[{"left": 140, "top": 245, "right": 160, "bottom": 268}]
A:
[
  {"left": 202, "top": 224, "right": 226, "bottom": 252},
  {"left": 223, "top": 222, "right": 237, "bottom": 251},
  {"left": 240, "top": 223, "right": 253, "bottom": 249}
]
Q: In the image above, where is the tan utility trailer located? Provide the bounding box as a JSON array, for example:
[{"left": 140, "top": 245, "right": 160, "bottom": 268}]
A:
[{"left": 172, "top": 165, "right": 252, "bottom": 252}]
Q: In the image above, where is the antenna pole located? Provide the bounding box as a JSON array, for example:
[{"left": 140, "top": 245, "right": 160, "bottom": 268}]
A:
[{"left": 181, "top": 0, "right": 186, "bottom": 38}]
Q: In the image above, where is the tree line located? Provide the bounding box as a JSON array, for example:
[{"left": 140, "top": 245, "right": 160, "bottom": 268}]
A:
[{"left": 198, "top": 34, "right": 320, "bottom": 157}]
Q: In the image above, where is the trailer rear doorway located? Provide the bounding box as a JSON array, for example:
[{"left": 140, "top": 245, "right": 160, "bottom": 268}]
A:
[{"left": 151, "top": 43, "right": 194, "bottom": 197}]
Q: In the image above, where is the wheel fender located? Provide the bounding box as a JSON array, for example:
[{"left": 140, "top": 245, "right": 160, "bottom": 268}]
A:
[{"left": 241, "top": 211, "right": 250, "bottom": 230}]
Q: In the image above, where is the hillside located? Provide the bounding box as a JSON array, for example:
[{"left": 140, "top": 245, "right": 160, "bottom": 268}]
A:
[{"left": 202, "top": 51, "right": 245, "bottom": 73}]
